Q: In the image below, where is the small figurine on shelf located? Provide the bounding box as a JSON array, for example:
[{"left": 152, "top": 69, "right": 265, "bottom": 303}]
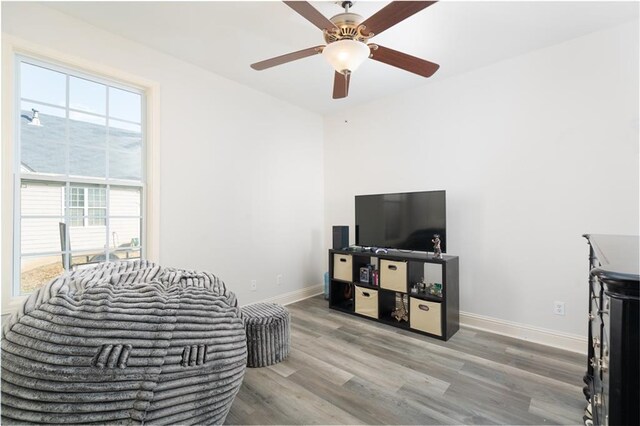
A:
[
  {"left": 430, "top": 283, "right": 443, "bottom": 298},
  {"left": 391, "top": 296, "right": 409, "bottom": 322},
  {"left": 359, "top": 267, "right": 370, "bottom": 284},
  {"left": 432, "top": 234, "right": 442, "bottom": 259}
]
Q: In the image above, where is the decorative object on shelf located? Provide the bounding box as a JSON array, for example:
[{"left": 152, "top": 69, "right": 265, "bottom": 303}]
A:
[
  {"left": 359, "top": 266, "right": 370, "bottom": 283},
  {"left": 391, "top": 294, "right": 409, "bottom": 322},
  {"left": 343, "top": 282, "right": 353, "bottom": 299},
  {"left": 432, "top": 234, "right": 442, "bottom": 259},
  {"left": 372, "top": 269, "right": 379, "bottom": 287},
  {"left": 430, "top": 283, "right": 443, "bottom": 297}
]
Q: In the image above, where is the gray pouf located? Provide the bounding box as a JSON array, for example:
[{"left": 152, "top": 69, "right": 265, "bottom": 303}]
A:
[{"left": 242, "top": 303, "right": 291, "bottom": 367}]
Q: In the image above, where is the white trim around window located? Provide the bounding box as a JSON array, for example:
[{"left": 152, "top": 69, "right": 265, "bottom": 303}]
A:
[{"left": 1, "top": 35, "right": 161, "bottom": 314}]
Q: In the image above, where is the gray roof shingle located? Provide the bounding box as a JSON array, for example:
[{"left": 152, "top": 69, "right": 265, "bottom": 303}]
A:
[{"left": 21, "top": 111, "right": 142, "bottom": 181}]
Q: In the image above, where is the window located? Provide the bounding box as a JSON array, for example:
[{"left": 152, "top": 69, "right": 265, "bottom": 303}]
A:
[
  {"left": 66, "top": 186, "right": 107, "bottom": 227},
  {"left": 15, "top": 57, "right": 145, "bottom": 296},
  {"left": 68, "top": 186, "right": 85, "bottom": 226}
]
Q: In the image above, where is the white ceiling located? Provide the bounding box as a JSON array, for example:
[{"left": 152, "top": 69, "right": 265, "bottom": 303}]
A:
[{"left": 47, "top": 1, "right": 638, "bottom": 115}]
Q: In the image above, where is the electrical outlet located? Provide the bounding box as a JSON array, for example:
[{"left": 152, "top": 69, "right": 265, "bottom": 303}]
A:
[
  {"left": 276, "top": 274, "right": 283, "bottom": 286},
  {"left": 553, "top": 301, "right": 565, "bottom": 316},
  {"left": 251, "top": 280, "right": 257, "bottom": 291}
]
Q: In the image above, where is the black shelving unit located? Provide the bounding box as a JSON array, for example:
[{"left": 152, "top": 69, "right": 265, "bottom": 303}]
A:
[{"left": 328, "top": 248, "right": 460, "bottom": 341}]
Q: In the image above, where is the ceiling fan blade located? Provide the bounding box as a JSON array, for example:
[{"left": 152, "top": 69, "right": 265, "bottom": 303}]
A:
[
  {"left": 283, "top": 1, "right": 338, "bottom": 31},
  {"left": 333, "top": 71, "right": 350, "bottom": 99},
  {"left": 251, "top": 45, "right": 324, "bottom": 70},
  {"left": 369, "top": 44, "right": 439, "bottom": 77},
  {"left": 360, "top": 1, "right": 437, "bottom": 37}
]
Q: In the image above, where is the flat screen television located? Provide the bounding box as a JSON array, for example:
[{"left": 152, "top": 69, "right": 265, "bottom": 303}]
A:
[{"left": 355, "top": 190, "right": 446, "bottom": 252}]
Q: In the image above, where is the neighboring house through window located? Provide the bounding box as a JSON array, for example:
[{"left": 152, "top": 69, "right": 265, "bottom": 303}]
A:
[
  {"left": 67, "top": 186, "right": 107, "bottom": 227},
  {"left": 15, "top": 56, "right": 145, "bottom": 295}
]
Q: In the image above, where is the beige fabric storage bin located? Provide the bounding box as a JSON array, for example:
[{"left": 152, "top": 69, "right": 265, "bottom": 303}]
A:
[
  {"left": 355, "top": 286, "right": 378, "bottom": 319},
  {"left": 333, "top": 254, "right": 352, "bottom": 281},
  {"left": 380, "top": 259, "right": 407, "bottom": 293},
  {"left": 410, "top": 298, "right": 442, "bottom": 336}
]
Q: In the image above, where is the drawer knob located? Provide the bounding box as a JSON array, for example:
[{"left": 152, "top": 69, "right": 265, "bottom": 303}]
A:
[{"left": 418, "top": 304, "right": 430, "bottom": 312}]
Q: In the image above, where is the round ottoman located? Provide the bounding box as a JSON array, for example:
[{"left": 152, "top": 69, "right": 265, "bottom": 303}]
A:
[{"left": 242, "top": 303, "right": 291, "bottom": 368}]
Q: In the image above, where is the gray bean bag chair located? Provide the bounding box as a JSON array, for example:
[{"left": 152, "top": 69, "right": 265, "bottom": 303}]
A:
[{"left": 1, "top": 260, "right": 247, "bottom": 425}]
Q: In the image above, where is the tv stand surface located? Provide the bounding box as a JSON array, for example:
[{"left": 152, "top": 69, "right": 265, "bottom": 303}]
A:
[
  {"left": 343, "top": 246, "right": 455, "bottom": 260},
  {"left": 328, "top": 248, "right": 459, "bottom": 340}
]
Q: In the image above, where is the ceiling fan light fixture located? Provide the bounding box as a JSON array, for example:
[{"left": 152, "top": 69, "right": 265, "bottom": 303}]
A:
[{"left": 322, "top": 39, "right": 370, "bottom": 74}]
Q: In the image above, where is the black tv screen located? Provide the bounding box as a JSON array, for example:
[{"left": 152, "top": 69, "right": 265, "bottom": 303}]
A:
[{"left": 355, "top": 190, "right": 446, "bottom": 252}]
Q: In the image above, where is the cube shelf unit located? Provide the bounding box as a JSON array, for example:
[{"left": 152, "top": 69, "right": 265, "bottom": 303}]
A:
[{"left": 328, "top": 248, "right": 459, "bottom": 341}]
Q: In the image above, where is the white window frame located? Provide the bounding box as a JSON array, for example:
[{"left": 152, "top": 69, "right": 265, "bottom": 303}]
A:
[
  {"left": 66, "top": 186, "right": 107, "bottom": 228},
  {"left": 15, "top": 55, "right": 146, "bottom": 296},
  {"left": 1, "top": 38, "right": 160, "bottom": 314}
]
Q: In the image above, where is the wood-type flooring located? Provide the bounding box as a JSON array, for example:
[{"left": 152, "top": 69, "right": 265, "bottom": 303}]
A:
[{"left": 226, "top": 295, "right": 586, "bottom": 425}]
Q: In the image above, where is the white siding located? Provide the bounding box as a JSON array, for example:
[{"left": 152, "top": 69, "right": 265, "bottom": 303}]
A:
[
  {"left": 21, "top": 182, "right": 63, "bottom": 216},
  {"left": 20, "top": 182, "right": 141, "bottom": 256},
  {"left": 109, "top": 218, "right": 140, "bottom": 253},
  {"left": 110, "top": 186, "right": 140, "bottom": 216},
  {"left": 69, "top": 226, "right": 106, "bottom": 252},
  {"left": 21, "top": 217, "right": 62, "bottom": 254}
]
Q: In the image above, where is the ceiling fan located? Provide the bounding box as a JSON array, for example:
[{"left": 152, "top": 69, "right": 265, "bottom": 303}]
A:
[{"left": 250, "top": 1, "right": 440, "bottom": 99}]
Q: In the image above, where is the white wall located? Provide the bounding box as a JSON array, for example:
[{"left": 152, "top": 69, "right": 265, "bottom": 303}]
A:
[
  {"left": 323, "top": 21, "right": 639, "bottom": 337},
  {"left": 2, "top": 3, "right": 325, "bottom": 305},
  {"left": 2, "top": 3, "right": 637, "bottom": 342}
]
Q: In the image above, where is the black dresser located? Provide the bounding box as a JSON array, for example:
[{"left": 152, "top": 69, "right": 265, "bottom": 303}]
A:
[{"left": 583, "top": 234, "right": 639, "bottom": 426}]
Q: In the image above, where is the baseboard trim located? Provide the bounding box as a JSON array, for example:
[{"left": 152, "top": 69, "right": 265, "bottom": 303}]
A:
[
  {"left": 460, "top": 311, "right": 587, "bottom": 354},
  {"left": 246, "top": 284, "right": 324, "bottom": 307},
  {"left": 243, "top": 288, "right": 586, "bottom": 354}
]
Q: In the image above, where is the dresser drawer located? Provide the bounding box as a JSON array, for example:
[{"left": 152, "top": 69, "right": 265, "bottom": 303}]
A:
[
  {"left": 409, "top": 298, "right": 442, "bottom": 336},
  {"left": 355, "top": 286, "right": 378, "bottom": 319},
  {"left": 333, "top": 254, "right": 352, "bottom": 282},
  {"left": 380, "top": 259, "right": 407, "bottom": 293}
]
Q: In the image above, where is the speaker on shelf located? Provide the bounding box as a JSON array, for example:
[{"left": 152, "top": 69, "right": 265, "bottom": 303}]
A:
[{"left": 332, "top": 226, "right": 349, "bottom": 250}]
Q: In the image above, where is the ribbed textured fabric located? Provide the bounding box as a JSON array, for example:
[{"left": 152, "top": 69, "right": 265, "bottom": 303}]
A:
[
  {"left": 1, "top": 260, "right": 247, "bottom": 425},
  {"left": 242, "top": 303, "right": 291, "bottom": 368}
]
